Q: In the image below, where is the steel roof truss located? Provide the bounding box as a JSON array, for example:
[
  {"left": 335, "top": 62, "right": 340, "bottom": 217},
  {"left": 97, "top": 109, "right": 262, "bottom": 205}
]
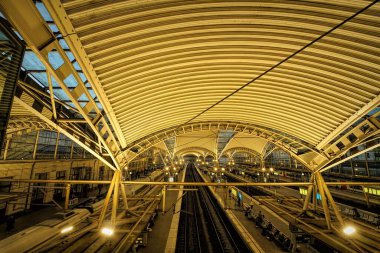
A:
[{"left": 0, "top": 0, "right": 122, "bottom": 169}]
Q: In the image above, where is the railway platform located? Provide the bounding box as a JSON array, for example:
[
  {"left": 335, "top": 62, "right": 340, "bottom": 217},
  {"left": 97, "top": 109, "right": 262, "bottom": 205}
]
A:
[
  {"left": 139, "top": 168, "right": 186, "bottom": 253},
  {"left": 227, "top": 171, "right": 380, "bottom": 228},
  {"left": 197, "top": 167, "right": 296, "bottom": 252}
]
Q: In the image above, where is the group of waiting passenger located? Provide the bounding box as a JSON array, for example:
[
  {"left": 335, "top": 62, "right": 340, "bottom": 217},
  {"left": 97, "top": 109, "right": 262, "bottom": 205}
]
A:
[{"left": 245, "top": 207, "right": 293, "bottom": 251}]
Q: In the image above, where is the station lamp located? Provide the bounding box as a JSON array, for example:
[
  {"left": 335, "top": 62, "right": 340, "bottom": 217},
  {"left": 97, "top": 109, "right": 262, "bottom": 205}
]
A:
[
  {"left": 101, "top": 227, "right": 114, "bottom": 236},
  {"left": 343, "top": 225, "right": 356, "bottom": 236},
  {"left": 221, "top": 168, "right": 225, "bottom": 171},
  {"left": 165, "top": 166, "right": 169, "bottom": 171},
  {"left": 262, "top": 168, "right": 266, "bottom": 172},
  {"left": 173, "top": 167, "right": 177, "bottom": 171},
  {"left": 61, "top": 226, "right": 73, "bottom": 234},
  {"left": 214, "top": 167, "right": 218, "bottom": 171},
  {"left": 269, "top": 167, "right": 274, "bottom": 172}
]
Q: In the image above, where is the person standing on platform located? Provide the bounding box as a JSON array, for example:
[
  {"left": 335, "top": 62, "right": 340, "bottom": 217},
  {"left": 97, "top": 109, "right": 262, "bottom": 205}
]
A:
[
  {"left": 97, "top": 184, "right": 103, "bottom": 195},
  {"left": 256, "top": 211, "right": 263, "bottom": 227},
  {"left": 250, "top": 198, "right": 254, "bottom": 209},
  {"left": 5, "top": 215, "right": 15, "bottom": 233},
  {"left": 352, "top": 207, "right": 360, "bottom": 219}
]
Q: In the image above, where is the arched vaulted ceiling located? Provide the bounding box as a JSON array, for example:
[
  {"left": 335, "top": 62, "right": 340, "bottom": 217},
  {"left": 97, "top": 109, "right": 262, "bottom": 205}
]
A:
[
  {"left": 53, "top": 0, "right": 380, "bottom": 150},
  {"left": 1, "top": 0, "right": 380, "bottom": 170}
]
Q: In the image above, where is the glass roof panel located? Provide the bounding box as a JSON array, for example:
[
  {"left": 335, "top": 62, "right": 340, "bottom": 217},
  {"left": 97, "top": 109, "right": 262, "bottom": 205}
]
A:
[
  {"left": 63, "top": 74, "right": 78, "bottom": 88},
  {"left": 35, "top": 2, "right": 53, "bottom": 22},
  {"left": 22, "top": 51, "right": 45, "bottom": 70},
  {"left": 53, "top": 89, "right": 70, "bottom": 101},
  {"left": 59, "top": 39, "right": 69, "bottom": 50}
]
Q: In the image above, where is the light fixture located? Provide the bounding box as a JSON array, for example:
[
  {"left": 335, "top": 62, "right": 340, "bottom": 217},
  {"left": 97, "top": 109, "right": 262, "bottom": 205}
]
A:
[
  {"left": 101, "top": 227, "right": 114, "bottom": 236},
  {"left": 214, "top": 167, "right": 217, "bottom": 171},
  {"left": 173, "top": 167, "right": 176, "bottom": 171},
  {"left": 262, "top": 168, "right": 266, "bottom": 172},
  {"left": 343, "top": 225, "right": 356, "bottom": 235},
  {"left": 269, "top": 168, "right": 274, "bottom": 172},
  {"left": 165, "top": 167, "right": 169, "bottom": 171},
  {"left": 221, "top": 168, "right": 225, "bottom": 171},
  {"left": 242, "top": 172, "right": 245, "bottom": 175},
  {"left": 61, "top": 226, "right": 73, "bottom": 234}
]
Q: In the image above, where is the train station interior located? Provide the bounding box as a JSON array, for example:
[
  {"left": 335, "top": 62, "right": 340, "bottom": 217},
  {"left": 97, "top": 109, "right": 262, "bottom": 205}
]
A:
[{"left": 0, "top": 0, "right": 379, "bottom": 252}]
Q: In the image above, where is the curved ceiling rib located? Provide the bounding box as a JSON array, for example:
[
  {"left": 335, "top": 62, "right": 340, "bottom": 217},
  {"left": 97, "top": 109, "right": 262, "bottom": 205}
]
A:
[
  {"left": 175, "top": 146, "right": 215, "bottom": 158},
  {"left": 222, "top": 147, "right": 262, "bottom": 159},
  {"left": 40, "top": 1, "right": 380, "bottom": 164},
  {"left": 121, "top": 121, "right": 323, "bottom": 171}
]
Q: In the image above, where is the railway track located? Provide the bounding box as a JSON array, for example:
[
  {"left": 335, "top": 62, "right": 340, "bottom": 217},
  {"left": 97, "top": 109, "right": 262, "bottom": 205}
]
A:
[{"left": 176, "top": 164, "right": 250, "bottom": 253}]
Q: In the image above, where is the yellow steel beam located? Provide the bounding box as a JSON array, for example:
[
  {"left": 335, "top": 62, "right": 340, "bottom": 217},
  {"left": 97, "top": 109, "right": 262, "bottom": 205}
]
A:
[
  {"left": 98, "top": 173, "right": 117, "bottom": 229},
  {"left": 315, "top": 172, "right": 331, "bottom": 229},
  {"left": 0, "top": 178, "right": 380, "bottom": 186},
  {"left": 302, "top": 173, "right": 315, "bottom": 211},
  {"left": 14, "top": 97, "right": 117, "bottom": 170},
  {"left": 111, "top": 171, "right": 120, "bottom": 227},
  {"left": 42, "top": 0, "right": 126, "bottom": 149}
]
